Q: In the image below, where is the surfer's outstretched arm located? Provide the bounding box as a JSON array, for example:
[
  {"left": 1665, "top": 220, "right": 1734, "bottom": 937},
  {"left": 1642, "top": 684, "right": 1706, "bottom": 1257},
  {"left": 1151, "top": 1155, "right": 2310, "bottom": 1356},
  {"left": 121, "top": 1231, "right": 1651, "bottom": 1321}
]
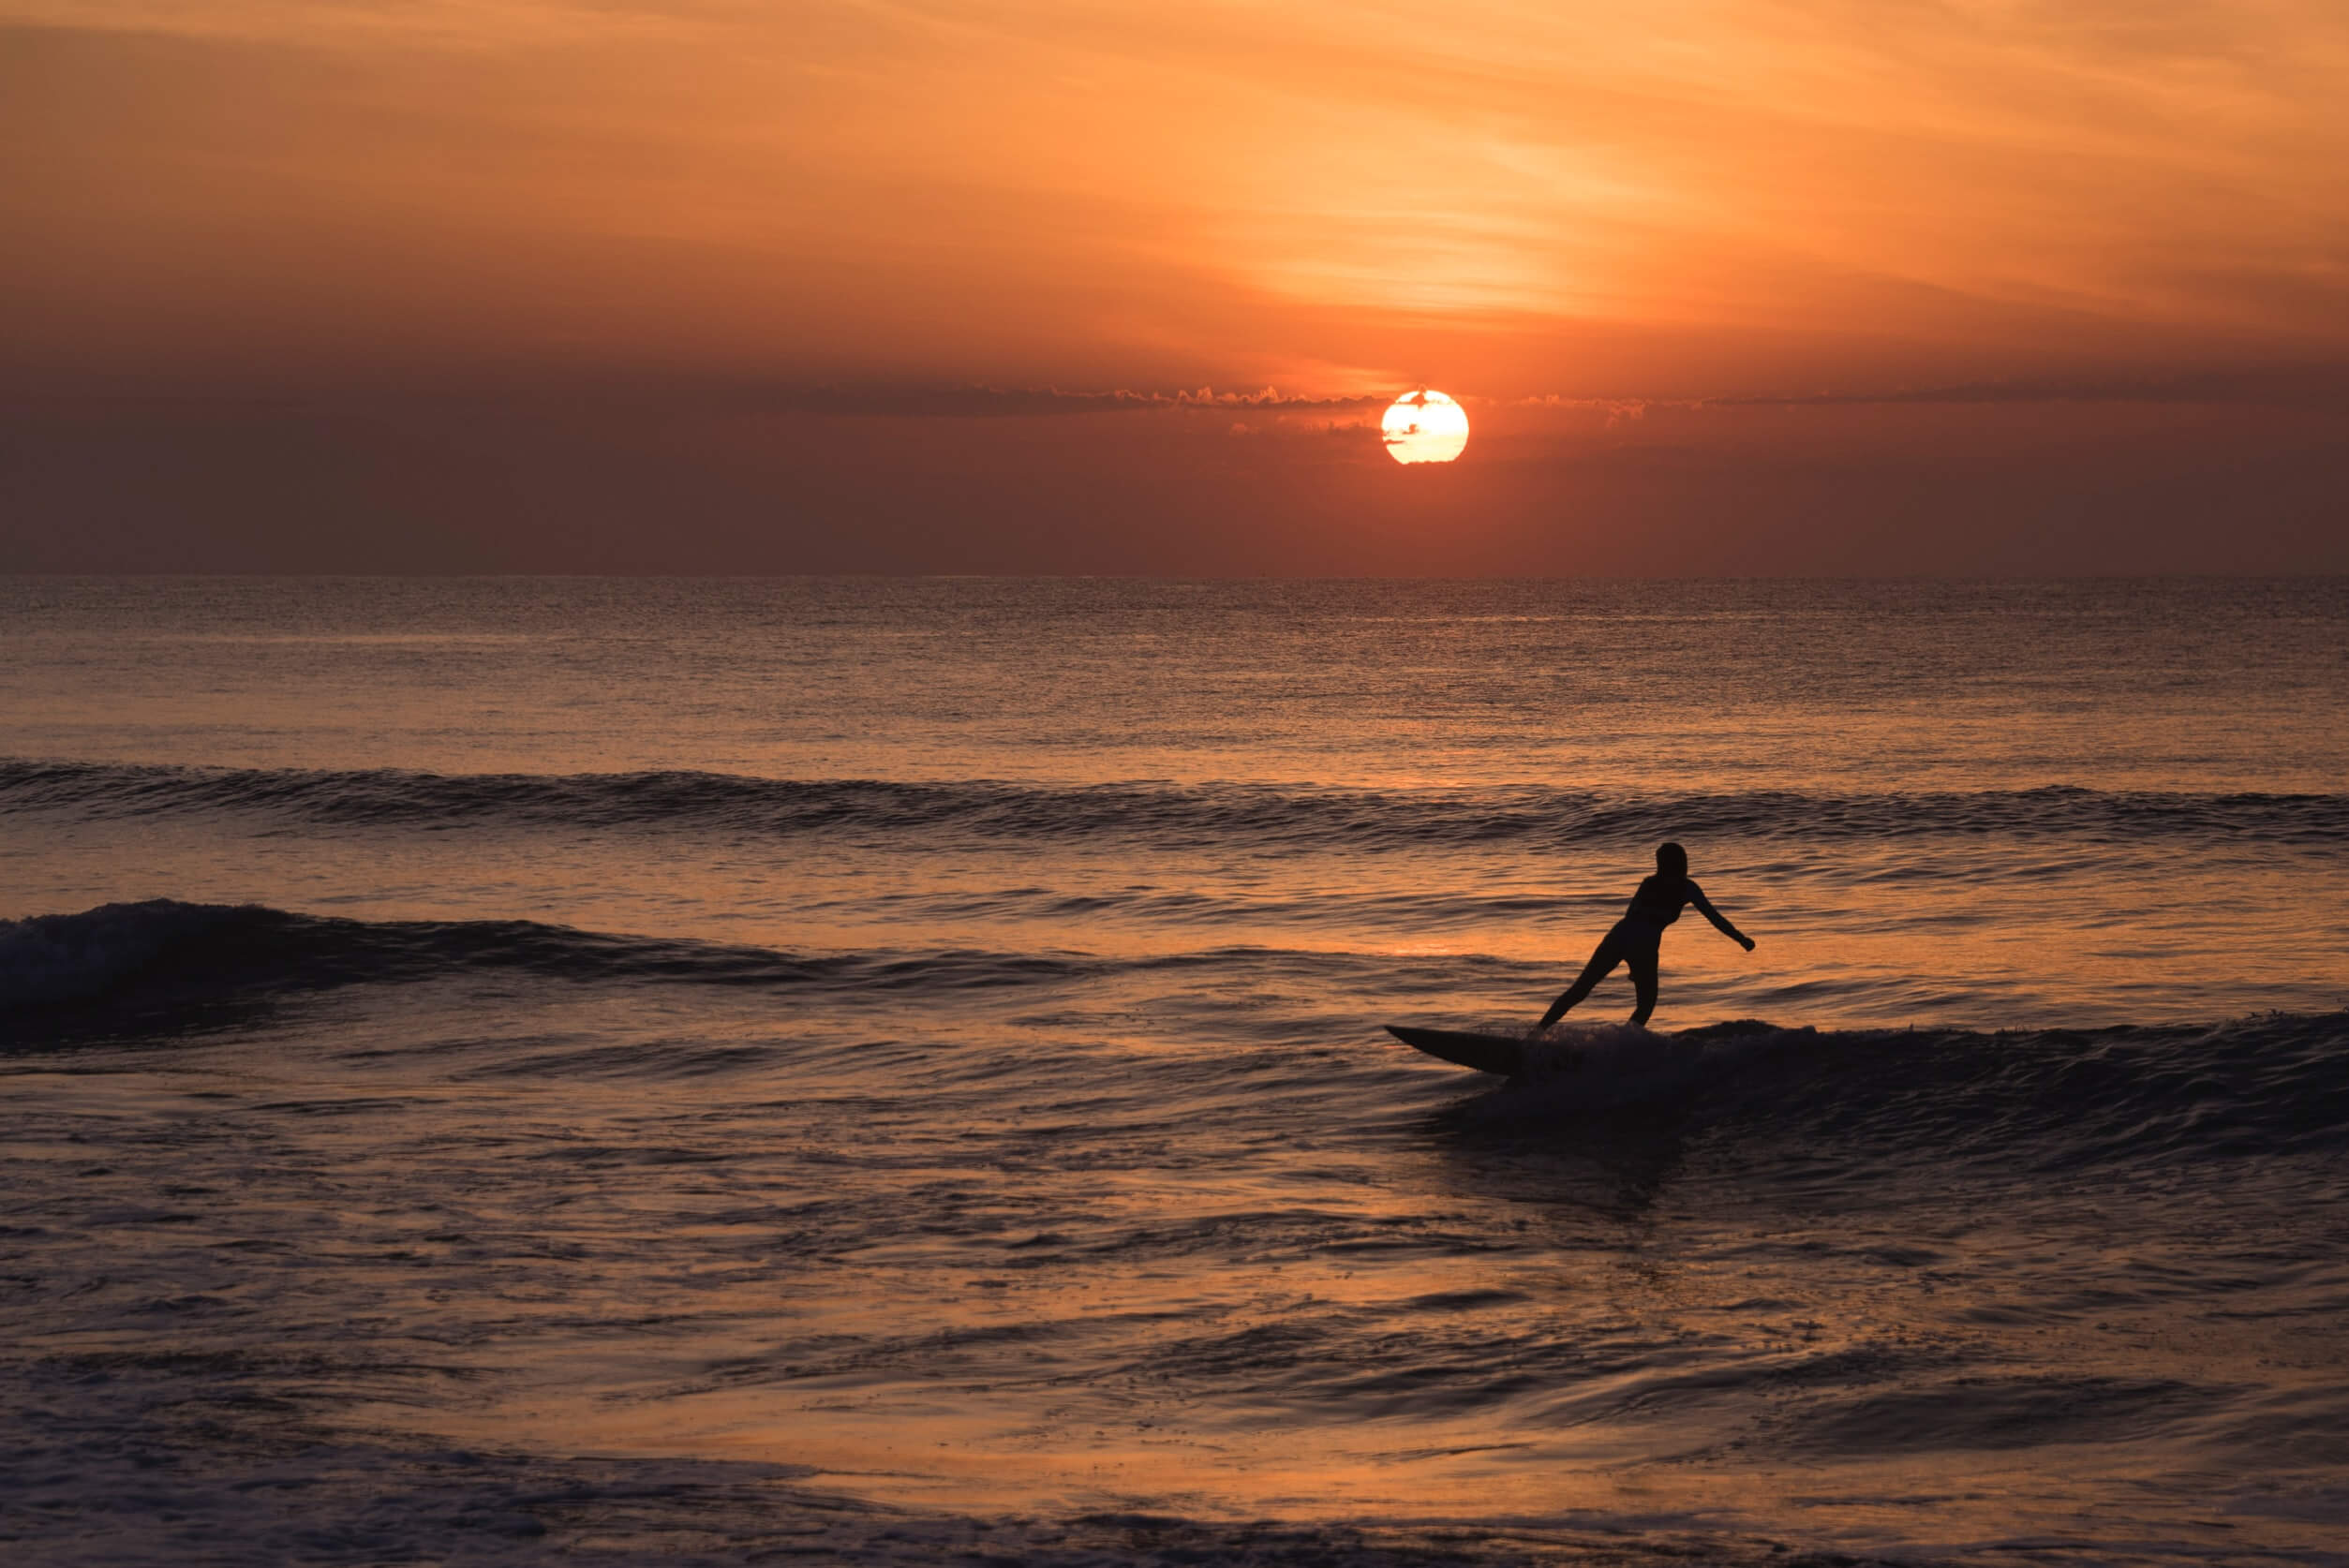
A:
[{"left": 1690, "top": 885, "right": 1756, "bottom": 951}]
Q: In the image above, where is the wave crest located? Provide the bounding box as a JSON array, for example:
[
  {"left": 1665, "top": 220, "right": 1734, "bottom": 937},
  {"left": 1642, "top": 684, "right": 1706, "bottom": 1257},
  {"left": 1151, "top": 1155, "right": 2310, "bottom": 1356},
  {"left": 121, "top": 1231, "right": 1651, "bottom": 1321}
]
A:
[
  {"left": 0, "top": 899, "right": 1093, "bottom": 1027},
  {"left": 7, "top": 761, "right": 2344, "bottom": 850}
]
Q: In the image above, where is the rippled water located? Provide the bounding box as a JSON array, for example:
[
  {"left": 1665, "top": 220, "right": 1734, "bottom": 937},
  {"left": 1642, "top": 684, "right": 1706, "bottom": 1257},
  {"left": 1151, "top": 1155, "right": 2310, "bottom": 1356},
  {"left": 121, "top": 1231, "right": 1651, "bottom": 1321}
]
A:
[{"left": 5, "top": 578, "right": 2347, "bottom": 1565}]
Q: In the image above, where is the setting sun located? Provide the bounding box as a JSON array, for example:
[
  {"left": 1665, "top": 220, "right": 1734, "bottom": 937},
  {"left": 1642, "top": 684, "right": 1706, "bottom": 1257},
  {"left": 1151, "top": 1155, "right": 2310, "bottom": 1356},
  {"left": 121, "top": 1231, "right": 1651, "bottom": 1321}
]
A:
[{"left": 1381, "top": 391, "right": 1469, "bottom": 465}]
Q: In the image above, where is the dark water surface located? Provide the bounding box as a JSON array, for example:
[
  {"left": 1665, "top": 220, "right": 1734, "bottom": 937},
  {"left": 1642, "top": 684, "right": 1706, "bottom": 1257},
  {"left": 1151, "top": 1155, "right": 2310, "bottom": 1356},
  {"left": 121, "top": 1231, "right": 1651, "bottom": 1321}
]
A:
[{"left": 5, "top": 578, "right": 2347, "bottom": 1565}]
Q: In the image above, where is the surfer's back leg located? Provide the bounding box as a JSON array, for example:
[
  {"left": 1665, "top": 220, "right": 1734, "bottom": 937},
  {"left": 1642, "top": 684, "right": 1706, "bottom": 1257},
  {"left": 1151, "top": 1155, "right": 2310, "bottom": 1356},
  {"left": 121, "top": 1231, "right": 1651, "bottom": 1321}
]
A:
[
  {"left": 1626, "top": 942, "right": 1659, "bottom": 1027},
  {"left": 1539, "top": 933, "right": 1625, "bottom": 1028}
]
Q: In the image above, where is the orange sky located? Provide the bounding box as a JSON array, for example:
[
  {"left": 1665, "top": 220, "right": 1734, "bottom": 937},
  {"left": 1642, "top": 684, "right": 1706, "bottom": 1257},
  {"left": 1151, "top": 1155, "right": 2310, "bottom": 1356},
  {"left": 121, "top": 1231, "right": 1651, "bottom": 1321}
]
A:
[{"left": 5, "top": 1, "right": 2346, "bottom": 570}]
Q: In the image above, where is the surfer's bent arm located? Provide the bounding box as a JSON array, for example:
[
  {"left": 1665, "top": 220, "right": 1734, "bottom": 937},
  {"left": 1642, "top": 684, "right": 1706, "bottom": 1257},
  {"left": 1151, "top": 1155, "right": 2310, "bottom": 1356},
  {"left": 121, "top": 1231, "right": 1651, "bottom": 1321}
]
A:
[{"left": 1689, "top": 885, "right": 1756, "bottom": 950}]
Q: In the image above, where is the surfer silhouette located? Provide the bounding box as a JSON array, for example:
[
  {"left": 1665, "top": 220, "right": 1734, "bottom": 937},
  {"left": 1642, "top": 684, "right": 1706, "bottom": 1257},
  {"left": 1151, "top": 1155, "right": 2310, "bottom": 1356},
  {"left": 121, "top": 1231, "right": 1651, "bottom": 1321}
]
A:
[{"left": 1539, "top": 841, "right": 1753, "bottom": 1029}]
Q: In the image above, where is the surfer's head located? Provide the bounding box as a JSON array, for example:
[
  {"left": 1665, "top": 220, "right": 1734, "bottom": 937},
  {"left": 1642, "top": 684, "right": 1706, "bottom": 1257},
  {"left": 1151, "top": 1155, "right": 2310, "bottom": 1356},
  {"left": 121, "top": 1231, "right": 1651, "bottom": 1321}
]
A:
[{"left": 1656, "top": 841, "right": 1687, "bottom": 877}]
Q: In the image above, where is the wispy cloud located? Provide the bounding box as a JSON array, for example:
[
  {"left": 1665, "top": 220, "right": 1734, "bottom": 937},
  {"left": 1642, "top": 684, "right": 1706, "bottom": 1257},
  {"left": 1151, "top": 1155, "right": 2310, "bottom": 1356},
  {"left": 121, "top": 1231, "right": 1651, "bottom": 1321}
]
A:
[
  {"left": 761, "top": 385, "right": 1390, "bottom": 418},
  {"left": 1714, "top": 366, "right": 2349, "bottom": 408}
]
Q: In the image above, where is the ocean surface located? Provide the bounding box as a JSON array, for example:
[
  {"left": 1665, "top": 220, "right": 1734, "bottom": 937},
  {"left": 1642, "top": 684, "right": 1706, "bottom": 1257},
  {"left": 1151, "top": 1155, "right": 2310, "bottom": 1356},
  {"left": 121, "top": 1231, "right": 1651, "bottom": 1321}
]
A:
[{"left": 5, "top": 576, "right": 2347, "bottom": 1566}]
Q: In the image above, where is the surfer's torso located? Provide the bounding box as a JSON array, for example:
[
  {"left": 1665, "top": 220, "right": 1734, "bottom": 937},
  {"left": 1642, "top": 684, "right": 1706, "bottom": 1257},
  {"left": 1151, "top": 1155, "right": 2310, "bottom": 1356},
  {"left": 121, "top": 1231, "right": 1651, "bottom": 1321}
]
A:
[{"left": 1620, "top": 873, "right": 1701, "bottom": 938}]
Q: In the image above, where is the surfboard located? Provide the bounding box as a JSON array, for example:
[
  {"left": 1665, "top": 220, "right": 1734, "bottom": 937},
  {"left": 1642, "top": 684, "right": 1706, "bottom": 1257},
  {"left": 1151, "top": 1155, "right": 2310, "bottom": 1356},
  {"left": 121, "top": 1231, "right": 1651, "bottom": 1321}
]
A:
[{"left": 1385, "top": 1025, "right": 1545, "bottom": 1077}]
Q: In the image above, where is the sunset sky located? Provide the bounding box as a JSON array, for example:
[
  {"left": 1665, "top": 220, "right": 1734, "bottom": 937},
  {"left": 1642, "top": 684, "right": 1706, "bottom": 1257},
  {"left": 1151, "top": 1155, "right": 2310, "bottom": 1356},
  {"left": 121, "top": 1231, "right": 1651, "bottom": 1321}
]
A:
[{"left": 6, "top": 0, "right": 2346, "bottom": 572}]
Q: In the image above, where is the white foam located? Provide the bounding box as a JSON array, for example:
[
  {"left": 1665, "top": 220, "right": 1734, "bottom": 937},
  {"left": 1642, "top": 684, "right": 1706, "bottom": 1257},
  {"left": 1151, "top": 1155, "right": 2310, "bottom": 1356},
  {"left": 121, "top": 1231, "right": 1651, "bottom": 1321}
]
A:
[
  {"left": 1503, "top": 1023, "right": 1708, "bottom": 1108},
  {"left": 0, "top": 899, "right": 237, "bottom": 1008}
]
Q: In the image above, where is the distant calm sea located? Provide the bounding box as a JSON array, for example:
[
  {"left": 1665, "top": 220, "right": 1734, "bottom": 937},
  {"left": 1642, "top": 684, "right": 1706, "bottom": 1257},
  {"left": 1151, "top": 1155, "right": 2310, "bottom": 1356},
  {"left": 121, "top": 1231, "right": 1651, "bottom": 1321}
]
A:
[{"left": 6, "top": 577, "right": 2347, "bottom": 1567}]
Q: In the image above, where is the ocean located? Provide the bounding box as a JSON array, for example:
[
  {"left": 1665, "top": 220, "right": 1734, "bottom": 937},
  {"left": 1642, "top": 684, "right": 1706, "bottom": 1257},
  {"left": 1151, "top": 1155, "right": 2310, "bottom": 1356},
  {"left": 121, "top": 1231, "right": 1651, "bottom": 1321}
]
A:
[{"left": 5, "top": 576, "right": 2346, "bottom": 1566}]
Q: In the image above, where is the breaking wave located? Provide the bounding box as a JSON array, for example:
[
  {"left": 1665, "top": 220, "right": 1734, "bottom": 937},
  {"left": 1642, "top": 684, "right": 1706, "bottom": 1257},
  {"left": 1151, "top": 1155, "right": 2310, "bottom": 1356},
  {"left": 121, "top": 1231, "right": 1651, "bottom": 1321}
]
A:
[
  {"left": 0, "top": 898, "right": 1095, "bottom": 1016},
  {"left": 7, "top": 899, "right": 2344, "bottom": 1174}
]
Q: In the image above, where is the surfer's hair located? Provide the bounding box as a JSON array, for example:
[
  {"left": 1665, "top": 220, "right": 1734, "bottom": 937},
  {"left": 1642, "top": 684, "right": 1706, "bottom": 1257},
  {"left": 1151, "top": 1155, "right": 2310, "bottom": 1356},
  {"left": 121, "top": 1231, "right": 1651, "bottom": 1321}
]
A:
[{"left": 1656, "top": 841, "right": 1687, "bottom": 876}]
